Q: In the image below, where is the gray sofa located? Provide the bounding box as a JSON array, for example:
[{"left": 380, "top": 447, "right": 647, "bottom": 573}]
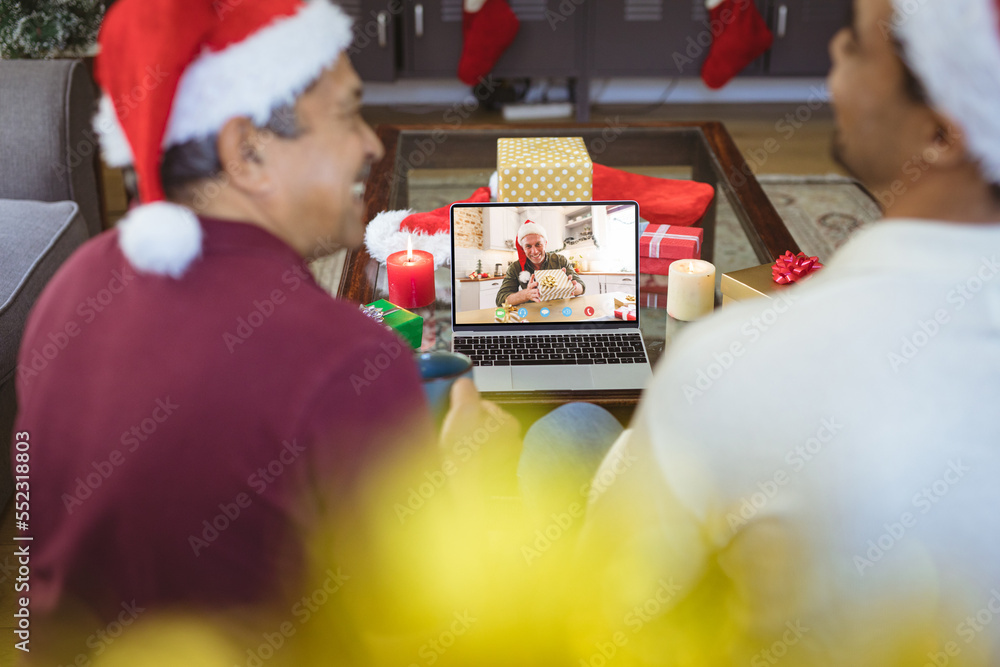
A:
[{"left": 1, "top": 59, "right": 101, "bottom": 507}]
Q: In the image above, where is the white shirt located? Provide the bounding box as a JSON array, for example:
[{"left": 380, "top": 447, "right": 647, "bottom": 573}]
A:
[{"left": 583, "top": 219, "right": 1000, "bottom": 665}]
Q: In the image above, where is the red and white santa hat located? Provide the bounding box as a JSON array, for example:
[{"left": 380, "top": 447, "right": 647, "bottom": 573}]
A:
[
  {"left": 891, "top": 0, "right": 1000, "bottom": 183},
  {"left": 93, "top": 0, "right": 353, "bottom": 278},
  {"left": 515, "top": 220, "right": 546, "bottom": 281}
]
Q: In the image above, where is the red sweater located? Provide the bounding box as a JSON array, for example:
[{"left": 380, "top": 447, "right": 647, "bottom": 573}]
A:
[{"left": 15, "top": 217, "right": 431, "bottom": 621}]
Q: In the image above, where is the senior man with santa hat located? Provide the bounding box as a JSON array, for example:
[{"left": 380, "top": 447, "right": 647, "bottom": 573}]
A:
[
  {"left": 496, "top": 220, "right": 585, "bottom": 307},
  {"left": 13, "top": 0, "right": 517, "bottom": 657}
]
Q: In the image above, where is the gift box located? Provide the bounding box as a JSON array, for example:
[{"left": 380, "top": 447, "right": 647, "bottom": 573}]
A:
[
  {"left": 720, "top": 264, "right": 791, "bottom": 306},
  {"left": 613, "top": 294, "right": 637, "bottom": 309},
  {"left": 533, "top": 269, "right": 575, "bottom": 301},
  {"left": 496, "top": 137, "right": 593, "bottom": 203},
  {"left": 361, "top": 299, "right": 424, "bottom": 349},
  {"left": 639, "top": 224, "right": 703, "bottom": 276},
  {"left": 614, "top": 304, "right": 637, "bottom": 321}
]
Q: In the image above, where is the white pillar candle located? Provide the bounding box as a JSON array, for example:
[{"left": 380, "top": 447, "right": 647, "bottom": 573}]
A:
[{"left": 667, "top": 259, "right": 716, "bottom": 321}]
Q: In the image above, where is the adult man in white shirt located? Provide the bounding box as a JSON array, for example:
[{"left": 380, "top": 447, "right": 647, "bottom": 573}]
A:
[{"left": 577, "top": 0, "right": 1000, "bottom": 664}]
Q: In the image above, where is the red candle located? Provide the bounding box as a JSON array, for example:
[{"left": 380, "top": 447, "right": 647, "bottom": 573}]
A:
[{"left": 387, "top": 236, "right": 435, "bottom": 308}]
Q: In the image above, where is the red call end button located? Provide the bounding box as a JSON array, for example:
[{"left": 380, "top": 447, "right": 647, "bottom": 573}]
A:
[{"left": 584, "top": 306, "right": 595, "bottom": 317}]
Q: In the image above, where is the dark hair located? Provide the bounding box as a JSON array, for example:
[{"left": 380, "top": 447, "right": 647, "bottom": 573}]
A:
[{"left": 160, "top": 102, "right": 302, "bottom": 201}]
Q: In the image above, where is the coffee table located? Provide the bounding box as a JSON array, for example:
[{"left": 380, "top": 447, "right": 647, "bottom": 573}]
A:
[{"left": 338, "top": 122, "right": 799, "bottom": 407}]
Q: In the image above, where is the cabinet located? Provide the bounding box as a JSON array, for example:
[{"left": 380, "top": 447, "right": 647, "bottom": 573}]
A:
[
  {"left": 457, "top": 278, "right": 504, "bottom": 310},
  {"left": 578, "top": 274, "right": 602, "bottom": 296},
  {"left": 484, "top": 208, "right": 517, "bottom": 251},
  {"left": 578, "top": 273, "right": 636, "bottom": 297},
  {"left": 336, "top": 0, "right": 399, "bottom": 82},
  {"left": 401, "top": 0, "right": 584, "bottom": 78},
  {"left": 344, "top": 0, "right": 851, "bottom": 120},
  {"left": 478, "top": 279, "right": 503, "bottom": 309},
  {"left": 765, "top": 0, "right": 851, "bottom": 75},
  {"left": 604, "top": 274, "right": 636, "bottom": 297},
  {"left": 590, "top": 0, "right": 766, "bottom": 77}
]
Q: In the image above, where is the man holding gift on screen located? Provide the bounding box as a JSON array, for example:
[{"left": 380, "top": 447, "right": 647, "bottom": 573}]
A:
[{"left": 497, "top": 220, "right": 585, "bottom": 306}]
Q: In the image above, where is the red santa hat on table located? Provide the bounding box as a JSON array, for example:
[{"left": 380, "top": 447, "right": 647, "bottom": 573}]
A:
[
  {"left": 890, "top": 0, "right": 1000, "bottom": 184},
  {"left": 364, "top": 167, "right": 714, "bottom": 267},
  {"left": 93, "top": 0, "right": 353, "bottom": 278}
]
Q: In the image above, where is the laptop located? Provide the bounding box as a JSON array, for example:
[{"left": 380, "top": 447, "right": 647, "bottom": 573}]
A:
[{"left": 450, "top": 201, "right": 653, "bottom": 393}]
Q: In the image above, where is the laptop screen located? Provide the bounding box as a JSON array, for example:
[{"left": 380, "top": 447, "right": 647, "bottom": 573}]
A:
[{"left": 451, "top": 201, "right": 640, "bottom": 330}]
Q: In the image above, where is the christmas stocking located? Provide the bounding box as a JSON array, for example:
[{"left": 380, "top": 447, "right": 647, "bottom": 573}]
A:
[
  {"left": 700, "top": 0, "right": 773, "bottom": 89},
  {"left": 457, "top": 0, "right": 520, "bottom": 86}
]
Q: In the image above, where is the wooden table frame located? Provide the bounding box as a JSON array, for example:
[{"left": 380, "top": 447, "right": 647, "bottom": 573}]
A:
[{"left": 338, "top": 122, "right": 799, "bottom": 407}]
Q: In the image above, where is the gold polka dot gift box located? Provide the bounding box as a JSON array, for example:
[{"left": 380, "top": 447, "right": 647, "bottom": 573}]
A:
[
  {"left": 496, "top": 137, "right": 593, "bottom": 203},
  {"left": 533, "top": 269, "right": 575, "bottom": 301}
]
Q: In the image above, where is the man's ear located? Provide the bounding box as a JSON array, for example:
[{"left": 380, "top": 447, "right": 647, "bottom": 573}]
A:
[
  {"left": 216, "top": 117, "right": 273, "bottom": 195},
  {"left": 921, "top": 111, "right": 971, "bottom": 171}
]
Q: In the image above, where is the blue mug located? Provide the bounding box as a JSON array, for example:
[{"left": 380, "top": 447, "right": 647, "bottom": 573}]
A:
[{"left": 417, "top": 351, "right": 474, "bottom": 425}]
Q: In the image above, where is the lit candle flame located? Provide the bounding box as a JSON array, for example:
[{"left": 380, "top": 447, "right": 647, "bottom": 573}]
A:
[{"left": 406, "top": 234, "right": 413, "bottom": 262}]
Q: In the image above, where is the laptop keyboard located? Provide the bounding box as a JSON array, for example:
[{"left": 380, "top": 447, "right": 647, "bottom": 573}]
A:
[{"left": 453, "top": 333, "right": 648, "bottom": 366}]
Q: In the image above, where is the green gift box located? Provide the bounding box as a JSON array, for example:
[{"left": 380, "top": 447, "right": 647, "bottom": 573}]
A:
[{"left": 363, "top": 299, "right": 423, "bottom": 349}]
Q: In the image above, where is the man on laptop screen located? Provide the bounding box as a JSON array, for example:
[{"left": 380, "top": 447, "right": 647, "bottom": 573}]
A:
[{"left": 497, "top": 221, "right": 585, "bottom": 306}]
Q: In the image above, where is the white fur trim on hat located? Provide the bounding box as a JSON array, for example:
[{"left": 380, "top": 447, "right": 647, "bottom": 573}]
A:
[
  {"left": 489, "top": 171, "right": 499, "bottom": 201},
  {"left": 165, "top": 0, "right": 353, "bottom": 146},
  {"left": 118, "top": 203, "right": 203, "bottom": 278},
  {"left": 464, "top": 0, "right": 488, "bottom": 12},
  {"left": 517, "top": 221, "right": 547, "bottom": 244},
  {"left": 93, "top": 95, "right": 135, "bottom": 167},
  {"left": 892, "top": 0, "right": 1000, "bottom": 183},
  {"left": 705, "top": 0, "right": 726, "bottom": 10},
  {"left": 364, "top": 210, "right": 452, "bottom": 267}
]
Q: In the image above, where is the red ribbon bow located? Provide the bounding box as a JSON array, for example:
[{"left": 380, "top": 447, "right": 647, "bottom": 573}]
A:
[{"left": 772, "top": 251, "right": 823, "bottom": 285}]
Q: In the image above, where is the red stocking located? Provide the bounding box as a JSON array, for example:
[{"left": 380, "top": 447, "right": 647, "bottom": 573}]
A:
[
  {"left": 457, "top": 0, "right": 520, "bottom": 86},
  {"left": 701, "top": 0, "right": 773, "bottom": 89}
]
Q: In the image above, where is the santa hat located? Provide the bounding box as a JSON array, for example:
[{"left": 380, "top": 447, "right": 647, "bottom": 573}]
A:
[
  {"left": 591, "top": 164, "right": 714, "bottom": 227},
  {"left": 891, "top": 0, "right": 1000, "bottom": 184},
  {"left": 93, "top": 0, "right": 353, "bottom": 278},
  {"left": 364, "top": 186, "right": 492, "bottom": 268}
]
